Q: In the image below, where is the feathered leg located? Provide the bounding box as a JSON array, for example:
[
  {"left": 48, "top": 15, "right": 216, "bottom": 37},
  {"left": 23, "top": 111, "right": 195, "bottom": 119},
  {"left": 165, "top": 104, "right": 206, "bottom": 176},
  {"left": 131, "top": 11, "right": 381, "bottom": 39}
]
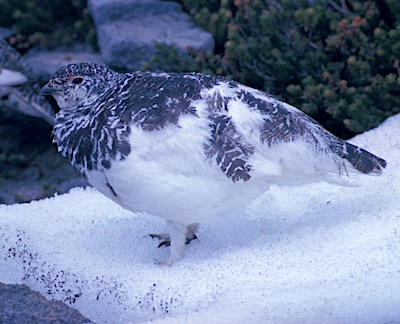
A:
[
  {"left": 150, "top": 223, "right": 199, "bottom": 247},
  {"left": 158, "top": 221, "right": 187, "bottom": 266},
  {"left": 151, "top": 222, "right": 199, "bottom": 265}
]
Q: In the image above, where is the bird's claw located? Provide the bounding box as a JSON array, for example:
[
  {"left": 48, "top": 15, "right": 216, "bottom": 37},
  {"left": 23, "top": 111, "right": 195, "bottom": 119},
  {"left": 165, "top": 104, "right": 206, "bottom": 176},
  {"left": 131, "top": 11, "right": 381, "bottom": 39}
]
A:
[
  {"left": 149, "top": 233, "right": 198, "bottom": 248},
  {"left": 149, "top": 233, "right": 171, "bottom": 248}
]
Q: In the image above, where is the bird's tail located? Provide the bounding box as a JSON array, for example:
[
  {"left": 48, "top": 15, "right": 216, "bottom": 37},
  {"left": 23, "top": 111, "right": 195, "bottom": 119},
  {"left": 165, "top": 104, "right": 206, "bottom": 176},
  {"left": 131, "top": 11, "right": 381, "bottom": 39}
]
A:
[{"left": 331, "top": 142, "right": 387, "bottom": 175}]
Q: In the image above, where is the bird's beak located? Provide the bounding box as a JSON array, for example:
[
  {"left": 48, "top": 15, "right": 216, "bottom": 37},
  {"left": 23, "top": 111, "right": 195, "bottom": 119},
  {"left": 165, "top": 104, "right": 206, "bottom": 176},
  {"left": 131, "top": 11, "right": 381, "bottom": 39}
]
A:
[{"left": 40, "top": 83, "right": 58, "bottom": 96}]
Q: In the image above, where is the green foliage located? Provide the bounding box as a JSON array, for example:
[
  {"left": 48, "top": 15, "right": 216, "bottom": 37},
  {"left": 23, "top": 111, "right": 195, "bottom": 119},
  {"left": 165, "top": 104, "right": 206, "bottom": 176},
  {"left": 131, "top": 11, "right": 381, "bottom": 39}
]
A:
[
  {"left": 0, "top": 0, "right": 97, "bottom": 49},
  {"left": 150, "top": 0, "right": 400, "bottom": 138}
]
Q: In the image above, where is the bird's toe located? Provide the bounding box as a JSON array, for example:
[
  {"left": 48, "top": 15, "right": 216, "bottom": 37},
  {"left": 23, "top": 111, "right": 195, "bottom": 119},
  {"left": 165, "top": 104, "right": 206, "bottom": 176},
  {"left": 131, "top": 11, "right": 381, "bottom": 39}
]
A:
[
  {"left": 149, "top": 233, "right": 171, "bottom": 248},
  {"left": 186, "top": 234, "right": 198, "bottom": 245},
  {"left": 149, "top": 233, "right": 198, "bottom": 248}
]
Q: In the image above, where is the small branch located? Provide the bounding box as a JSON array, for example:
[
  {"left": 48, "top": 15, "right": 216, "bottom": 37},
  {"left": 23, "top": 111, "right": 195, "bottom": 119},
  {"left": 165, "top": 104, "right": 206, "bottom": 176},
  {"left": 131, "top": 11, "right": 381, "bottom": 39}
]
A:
[
  {"left": 394, "top": 59, "right": 400, "bottom": 77},
  {"left": 325, "top": 0, "right": 355, "bottom": 16},
  {"left": 243, "top": 59, "right": 277, "bottom": 81}
]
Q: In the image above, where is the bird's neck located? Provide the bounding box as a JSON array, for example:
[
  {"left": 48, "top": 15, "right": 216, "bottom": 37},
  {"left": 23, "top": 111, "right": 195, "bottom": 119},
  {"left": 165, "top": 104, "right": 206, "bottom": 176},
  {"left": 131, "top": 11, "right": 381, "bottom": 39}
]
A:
[{"left": 53, "top": 90, "right": 131, "bottom": 174}]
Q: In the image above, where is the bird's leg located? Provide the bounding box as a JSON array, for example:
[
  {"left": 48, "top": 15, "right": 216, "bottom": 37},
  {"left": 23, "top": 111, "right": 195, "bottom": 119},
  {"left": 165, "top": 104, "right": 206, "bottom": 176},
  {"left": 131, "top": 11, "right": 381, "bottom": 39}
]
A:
[
  {"left": 150, "top": 223, "right": 199, "bottom": 248},
  {"left": 157, "top": 221, "right": 187, "bottom": 266},
  {"left": 186, "top": 223, "right": 199, "bottom": 242}
]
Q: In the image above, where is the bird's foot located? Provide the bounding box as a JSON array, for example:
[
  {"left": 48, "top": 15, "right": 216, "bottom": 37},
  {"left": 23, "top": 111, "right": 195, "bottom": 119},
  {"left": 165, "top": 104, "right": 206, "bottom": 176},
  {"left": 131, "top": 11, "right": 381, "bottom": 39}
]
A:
[
  {"left": 154, "top": 256, "right": 181, "bottom": 267},
  {"left": 150, "top": 222, "right": 199, "bottom": 265},
  {"left": 149, "top": 233, "right": 198, "bottom": 248},
  {"left": 149, "top": 233, "right": 171, "bottom": 248}
]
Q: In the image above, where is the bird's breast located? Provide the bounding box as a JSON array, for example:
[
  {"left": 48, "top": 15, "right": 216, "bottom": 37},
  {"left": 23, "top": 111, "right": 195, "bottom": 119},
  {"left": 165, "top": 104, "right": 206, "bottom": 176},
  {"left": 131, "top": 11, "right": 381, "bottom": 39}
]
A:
[
  {"left": 89, "top": 110, "right": 271, "bottom": 224},
  {"left": 53, "top": 110, "right": 131, "bottom": 173}
]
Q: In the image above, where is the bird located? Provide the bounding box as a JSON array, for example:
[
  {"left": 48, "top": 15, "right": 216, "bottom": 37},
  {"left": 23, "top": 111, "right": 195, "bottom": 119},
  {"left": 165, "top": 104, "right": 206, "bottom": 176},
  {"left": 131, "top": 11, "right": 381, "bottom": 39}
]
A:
[
  {"left": 0, "top": 39, "right": 56, "bottom": 125},
  {"left": 40, "top": 62, "right": 386, "bottom": 265}
]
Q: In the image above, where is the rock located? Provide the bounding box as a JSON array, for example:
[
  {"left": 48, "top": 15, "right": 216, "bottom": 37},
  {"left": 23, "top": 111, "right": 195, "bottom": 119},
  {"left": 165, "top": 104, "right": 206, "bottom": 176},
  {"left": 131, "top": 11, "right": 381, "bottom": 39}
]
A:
[
  {"left": 24, "top": 48, "right": 104, "bottom": 83},
  {"left": 56, "top": 177, "right": 89, "bottom": 195},
  {"left": 88, "top": 0, "right": 214, "bottom": 70},
  {"left": 0, "top": 123, "right": 22, "bottom": 151},
  {"left": 0, "top": 108, "right": 89, "bottom": 205},
  {"left": 0, "top": 282, "right": 92, "bottom": 323},
  {"left": 0, "top": 27, "right": 14, "bottom": 39},
  {"left": 0, "top": 183, "right": 45, "bottom": 204}
]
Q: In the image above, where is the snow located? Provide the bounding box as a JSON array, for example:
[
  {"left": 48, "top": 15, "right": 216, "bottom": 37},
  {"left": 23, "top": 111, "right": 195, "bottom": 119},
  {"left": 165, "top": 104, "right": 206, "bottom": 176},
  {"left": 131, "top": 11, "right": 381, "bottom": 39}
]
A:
[{"left": 1, "top": 115, "right": 400, "bottom": 323}]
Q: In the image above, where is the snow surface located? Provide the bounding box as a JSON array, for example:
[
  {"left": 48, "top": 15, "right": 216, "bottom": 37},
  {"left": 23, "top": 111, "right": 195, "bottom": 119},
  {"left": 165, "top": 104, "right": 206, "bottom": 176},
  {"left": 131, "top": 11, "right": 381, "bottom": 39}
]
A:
[{"left": 1, "top": 115, "right": 399, "bottom": 323}]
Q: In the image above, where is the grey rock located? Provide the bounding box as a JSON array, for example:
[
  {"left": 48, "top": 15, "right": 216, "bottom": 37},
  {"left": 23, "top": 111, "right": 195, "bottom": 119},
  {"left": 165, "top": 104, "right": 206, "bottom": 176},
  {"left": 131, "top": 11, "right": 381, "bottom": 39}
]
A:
[
  {"left": 24, "top": 49, "right": 104, "bottom": 83},
  {"left": 0, "top": 282, "right": 93, "bottom": 324},
  {"left": 20, "top": 166, "right": 41, "bottom": 182},
  {"left": 0, "top": 27, "right": 14, "bottom": 39},
  {"left": 0, "top": 39, "right": 57, "bottom": 124},
  {"left": 88, "top": 0, "right": 214, "bottom": 70},
  {"left": 0, "top": 108, "right": 89, "bottom": 205},
  {"left": 56, "top": 177, "right": 89, "bottom": 194},
  {"left": 0, "top": 182, "right": 45, "bottom": 204},
  {"left": 0, "top": 124, "right": 22, "bottom": 151}
]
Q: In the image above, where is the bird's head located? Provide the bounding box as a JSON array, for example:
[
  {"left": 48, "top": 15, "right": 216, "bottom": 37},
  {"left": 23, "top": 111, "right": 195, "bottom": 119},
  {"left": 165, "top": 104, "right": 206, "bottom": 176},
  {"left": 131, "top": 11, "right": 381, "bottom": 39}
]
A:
[{"left": 40, "top": 63, "right": 119, "bottom": 110}]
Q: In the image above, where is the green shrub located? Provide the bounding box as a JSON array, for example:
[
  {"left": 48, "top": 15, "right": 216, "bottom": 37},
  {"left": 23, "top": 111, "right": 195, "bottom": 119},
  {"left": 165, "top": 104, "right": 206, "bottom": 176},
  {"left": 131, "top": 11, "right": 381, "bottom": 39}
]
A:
[
  {"left": 149, "top": 0, "right": 400, "bottom": 138},
  {"left": 0, "top": 0, "right": 97, "bottom": 49}
]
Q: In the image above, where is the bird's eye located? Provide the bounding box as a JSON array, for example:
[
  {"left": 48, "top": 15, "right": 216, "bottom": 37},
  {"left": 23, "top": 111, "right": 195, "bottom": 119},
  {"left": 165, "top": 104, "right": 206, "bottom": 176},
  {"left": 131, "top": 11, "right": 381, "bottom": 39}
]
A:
[{"left": 72, "top": 77, "right": 84, "bottom": 84}]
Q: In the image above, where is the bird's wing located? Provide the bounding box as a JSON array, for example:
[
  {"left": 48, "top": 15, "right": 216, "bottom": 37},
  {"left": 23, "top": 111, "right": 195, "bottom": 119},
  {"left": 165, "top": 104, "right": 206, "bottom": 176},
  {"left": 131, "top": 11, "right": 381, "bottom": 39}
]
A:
[
  {"left": 257, "top": 98, "right": 386, "bottom": 175},
  {"left": 202, "top": 90, "right": 255, "bottom": 182},
  {"left": 202, "top": 82, "right": 386, "bottom": 179}
]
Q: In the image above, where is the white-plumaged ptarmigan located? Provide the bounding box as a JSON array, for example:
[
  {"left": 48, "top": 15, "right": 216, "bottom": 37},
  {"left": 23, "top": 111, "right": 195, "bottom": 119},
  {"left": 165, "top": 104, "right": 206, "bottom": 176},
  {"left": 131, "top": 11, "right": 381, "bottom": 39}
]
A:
[{"left": 40, "top": 63, "right": 386, "bottom": 265}]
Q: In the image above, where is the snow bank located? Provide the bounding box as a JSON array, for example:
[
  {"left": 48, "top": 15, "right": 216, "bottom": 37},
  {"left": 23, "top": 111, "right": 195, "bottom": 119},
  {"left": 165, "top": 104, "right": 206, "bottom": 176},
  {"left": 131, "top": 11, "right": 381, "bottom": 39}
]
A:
[{"left": 1, "top": 115, "right": 399, "bottom": 323}]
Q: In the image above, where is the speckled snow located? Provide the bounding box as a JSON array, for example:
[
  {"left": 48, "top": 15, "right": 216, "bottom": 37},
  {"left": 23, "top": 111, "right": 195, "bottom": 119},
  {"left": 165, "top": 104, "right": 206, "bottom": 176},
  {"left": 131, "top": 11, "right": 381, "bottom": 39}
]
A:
[{"left": 0, "top": 115, "right": 399, "bottom": 323}]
